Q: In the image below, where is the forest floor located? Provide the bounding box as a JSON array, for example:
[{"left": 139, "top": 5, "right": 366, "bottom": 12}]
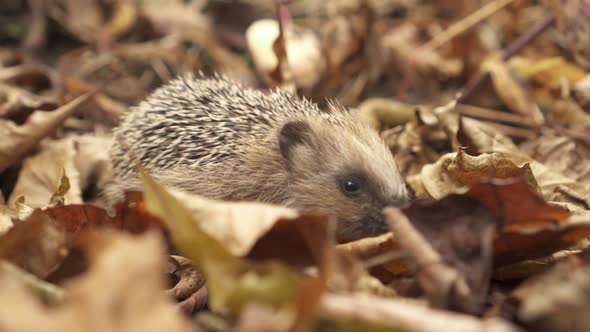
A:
[{"left": 0, "top": 1, "right": 589, "bottom": 331}]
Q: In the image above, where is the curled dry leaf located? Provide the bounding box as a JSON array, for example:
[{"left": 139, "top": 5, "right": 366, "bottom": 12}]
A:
[
  {"left": 140, "top": 169, "right": 316, "bottom": 313},
  {"left": 494, "top": 214, "right": 590, "bottom": 267},
  {"left": 140, "top": 0, "right": 209, "bottom": 34},
  {"left": 0, "top": 83, "right": 56, "bottom": 120},
  {"left": 482, "top": 56, "right": 544, "bottom": 125},
  {"left": 547, "top": 98, "right": 590, "bottom": 131},
  {"left": 357, "top": 97, "right": 417, "bottom": 131},
  {"left": 8, "top": 138, "right": 82, "bottom": 209},
  {"left": 508, "top": 56, "right": 587, "bottom": 87},
  {"left": 521, "top": 130, "right": 590, "bottom": 179},
  {"left": 383, "top": 24, "right": 463, "bottom": 77},
  {"left": 246, "top": 19, "right": 325, "bottom": 89},
  {"left": 46, "top": 0, "right": 103, "bottom": 43},
  {"left": 408, "top": 150, "right": 539, "bottom": 200},
  {"left": 464, "top": 180, "right": 571, "bottom": 230},
  {"left": 0, "top": 210, "right": 66, "bottom": 278},
  {"left": 0, "top": 231, "right": 195, "bottom": 332},
  {"left": 0, "top": 93, "right": 93, "bottom": 174},
  {"left": 165, "top": 255, "right": 206, "bottom": 302},
  {"left": 137, "top": 173, "right": 334, "bottom": 266}
]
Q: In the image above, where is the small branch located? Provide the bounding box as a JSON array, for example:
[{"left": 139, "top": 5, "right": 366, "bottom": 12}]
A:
[
  {"left": 384, "top": 208, "right": 471, "bottom": 310},
  {"left": 320, "top": 293, "right": 523, "bottom": 332},
  {"left": 454, "top": 103, "right": 536, "bottom": 127},
  {"left": 459, "top": 15, "right": 556, "bottom": 103},
  {"left": 422, "top": 0, "right": 516, "bottom": 50},
  {"left": 480, "top": 121, "right": 537, "bottom": 139}
]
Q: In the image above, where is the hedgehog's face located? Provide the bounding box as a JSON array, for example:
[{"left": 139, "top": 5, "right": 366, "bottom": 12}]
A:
[{"left": 279, "top": 118, "right": 410, "bottom": 242}]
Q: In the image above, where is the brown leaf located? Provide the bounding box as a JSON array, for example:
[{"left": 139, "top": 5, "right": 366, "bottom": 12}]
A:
[
  {"left": 465, "top": 180, "right": 570, "bottom": 230},
  {"left": 0, "top": 83, "right": 56, "bottom": 121},
  {"left": 483, "top": 56, "right": 544, "bottom": 125},
  {"left": 43, "top": 191, "right": 163, "bottom": 237},
  {"left": 8, "top": 138, "right": 82, "bottom": 209},
  {"left": 409, "top": 150, "right": 540, "bottom": 200},
  {"left": 0, "top": 231, "right": 195, "bottom": 332},
  {"left": 0, "top": 211, "right": 66, "bottom": 278},
  {"left": 46, "top": 0, "right": 103, "bottom": 43},
  {"left": 494, "top": 215, "right": 590, "bottom": 267},
  {"left": 165, "top": 188, "right": 335, "bottom": 267},
  {"left": 0, "top": 93, "right": 93, "bottom": 173},
  {"left": 516, "top": 257, "right": 590, "bottom": 331}
]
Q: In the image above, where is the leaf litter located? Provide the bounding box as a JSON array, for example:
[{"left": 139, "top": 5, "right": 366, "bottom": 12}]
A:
[{"left": 1, "top": 0, "right": 590, "bottom": 331}]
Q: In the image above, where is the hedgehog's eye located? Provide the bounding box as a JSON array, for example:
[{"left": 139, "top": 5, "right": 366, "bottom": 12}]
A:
[{"left": 341, "top": 176, "right": 362, "bottom": 196}]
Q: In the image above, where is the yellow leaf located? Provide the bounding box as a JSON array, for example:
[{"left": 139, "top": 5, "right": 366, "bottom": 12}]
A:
[
  {"left": 482, "top": 56, "right": 544, "bottom": 125},
  {"left": 140, "top": 169, "right": 305, "bottom": 313}
]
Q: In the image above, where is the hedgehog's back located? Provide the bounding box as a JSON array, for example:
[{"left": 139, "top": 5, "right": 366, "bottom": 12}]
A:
[{"left": 109, "top": 75, "right": 320, "bottom": 178}]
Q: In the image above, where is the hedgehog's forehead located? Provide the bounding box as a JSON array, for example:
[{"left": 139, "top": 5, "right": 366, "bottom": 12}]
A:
[{"left": 317, "top": 121, "right": 405, "bottom": 197}]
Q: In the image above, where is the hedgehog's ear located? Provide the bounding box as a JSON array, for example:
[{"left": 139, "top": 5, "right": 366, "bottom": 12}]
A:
[{"left": 279, "top": 120, "right": 315, "bottom": 162}]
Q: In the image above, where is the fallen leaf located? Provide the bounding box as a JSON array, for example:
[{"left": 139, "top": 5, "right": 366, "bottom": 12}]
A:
[
  {"left": 483, "top": 55, "right": 544, "bottom": 125},
  {"left": 0, "top": 230, "right": 195, "bottom": 332},
  {"left": 408, "top": 150, "right": 540, "bottom": 200},
  {"left": 46, "top": 0, "right": 103, "bottom": 43},
  {"left": 464, "top": 180, "right": 570, "bottom": 230},
  {"left": 0, "top": 83, "right": 56, "bottom": 121},
  {"left": 8, "top": 138, "right": 82, "bottom": 209},
  {"left": 140, "top": 169, "right": 310, "bottom": 313},
  {"left": 494, "top": 215, "right": 590, "bottom": 267},
  {"left": 357, "top": 97, "right": 417, "bottom": 130},
  {"left": 516, "top": 257, "right": 590, "bottom": 332},
  {"left": 0, "top": 210, "right": 66, "bottom": 278},
  {"left": 398, "top": 195, "right": 496, "bottom": 313},
  {"left": 508, "top": 56, "right": 587, "bottom": 86},
  {"left": 0, "top": 93, "right": 93, "bottom": 173},
  {"left": 246, "top": 18, "right": 325, "bottom": 89}
]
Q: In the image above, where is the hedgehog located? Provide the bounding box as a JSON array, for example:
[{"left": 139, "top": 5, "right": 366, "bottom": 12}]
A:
[{"left": 107, "top": 74, "right": 409, "bottom": 242}]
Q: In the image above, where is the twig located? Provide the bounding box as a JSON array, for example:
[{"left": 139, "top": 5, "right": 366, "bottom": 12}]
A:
[
  {"left": 459, "top": 15, "right": 556, "bottom": 103},
  {"left": 454, "top": 103, "right": 536, "bottom": 127},
  {"left": 481, "top": 120, "right": 538, "bottom": 139},
  {"left": 422, "top": 0, "right": 516, "bottom": 50},
  {"left": 320, "top": 293, "right": 523, "bottom": 332},
  {"left": 384, "top": 208, "right": 471, "bottom": 310}
]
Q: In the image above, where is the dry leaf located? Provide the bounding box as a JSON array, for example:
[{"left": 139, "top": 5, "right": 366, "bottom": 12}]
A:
[
  {"left": 494, "top": 215, "right": 590, "bottom": 267},
  {"left": 357, "top": 98, "right": 417, "bottom": 130},
  {"left": 408, "top": 150, "right": 540, "bottom": 200},
  {"left": 0, "top": 231, "right": 196, "bottom": 332},
  {"left": 483, "top": 56, "right": 544, "bottom": 125},
  {"left": 0, "top": 83, "right": 56, "bottom": 119},
  {"left": 140, "top": 169, "right": 310, "bottom": 313},
  {"left": 8, "top": 138, "right": 82, "bottom": 208},
  {"left": 508, "top": 56, "right": 587, "bottom": 86},
  {"left": 46, "top": 0, "right": 103, "bottom": 43},
  {"left": 0, "top": 93, "right": 92, "bottom": 173},
  {"left": 246, "top": 19, "right": 325, "bottom": 89},
  {"left": 0, "top": 210, "right": 66, "bottom": 278},
  {"left": 516, "top": 258, "right": 590, "bottom": 331}
]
